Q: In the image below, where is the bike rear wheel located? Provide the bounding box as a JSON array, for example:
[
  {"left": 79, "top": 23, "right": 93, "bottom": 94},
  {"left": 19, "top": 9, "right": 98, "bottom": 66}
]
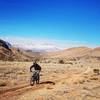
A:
[{"left": 36, "top": 74, "right": 40, "bottom": 84}]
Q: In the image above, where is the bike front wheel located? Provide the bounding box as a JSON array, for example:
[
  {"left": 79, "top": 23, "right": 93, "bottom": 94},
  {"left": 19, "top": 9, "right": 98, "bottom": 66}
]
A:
[{"left": 30, "top": 77, "right": 35, "bottom": 86}]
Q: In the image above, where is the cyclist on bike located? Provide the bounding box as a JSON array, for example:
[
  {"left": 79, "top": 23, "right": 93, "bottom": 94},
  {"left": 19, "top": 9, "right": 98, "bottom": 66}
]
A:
[{"left": 30, "top": 61, "right": 41, "bottom": 84}]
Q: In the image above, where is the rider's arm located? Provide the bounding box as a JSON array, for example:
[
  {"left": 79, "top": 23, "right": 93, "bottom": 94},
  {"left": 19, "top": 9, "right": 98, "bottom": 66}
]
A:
[
  {"left": 30, "top": 65, "right": 33, "bottom": 72},
  {"left": 37, "top": 64, "right": 41, "bottom": 71}
]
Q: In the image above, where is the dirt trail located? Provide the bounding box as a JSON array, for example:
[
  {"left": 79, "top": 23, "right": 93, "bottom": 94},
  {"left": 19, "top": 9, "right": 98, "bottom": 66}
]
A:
[
  {"left": 0, "top": 83, "right": 46, "bottom": 100},
  {"left": 0, "top": 70, "right": 83, "bottom": 100}
]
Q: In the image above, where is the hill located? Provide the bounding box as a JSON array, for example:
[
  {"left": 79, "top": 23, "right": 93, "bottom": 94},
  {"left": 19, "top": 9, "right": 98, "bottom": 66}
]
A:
[
  {"left": 41, "top": 46, "right": 100, "bottom": 63},
  {"left": 0, "top": 39, "right": 35, "bottom": 61}
]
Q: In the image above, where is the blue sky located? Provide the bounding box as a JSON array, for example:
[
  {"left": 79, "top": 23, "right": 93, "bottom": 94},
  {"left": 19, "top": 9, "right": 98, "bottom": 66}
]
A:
[{"left": 0, "top": 0, "right": 100, "bottom": 48}]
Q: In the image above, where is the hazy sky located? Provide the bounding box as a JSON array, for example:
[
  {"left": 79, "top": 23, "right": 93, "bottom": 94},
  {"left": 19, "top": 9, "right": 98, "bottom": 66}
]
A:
[{"left": 0, "top": 0, "right": 100, "bottom": 47}]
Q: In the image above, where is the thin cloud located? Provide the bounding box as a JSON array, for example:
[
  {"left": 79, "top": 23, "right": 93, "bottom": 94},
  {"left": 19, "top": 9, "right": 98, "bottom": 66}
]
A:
[{"left": 0, "top": 36, "right": 97, "bottom": 51}]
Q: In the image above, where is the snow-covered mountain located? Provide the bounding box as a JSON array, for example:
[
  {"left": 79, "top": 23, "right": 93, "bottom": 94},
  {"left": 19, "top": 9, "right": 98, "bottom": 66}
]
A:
[
  {"left": 1, "top": 37, "right": 64, "bottom": 52},
  {"left": 12, "top": 43, "right": 62, "bottom": 52},
  {"left": 2, "top": 36, "right": 95, "bottom": 52}
]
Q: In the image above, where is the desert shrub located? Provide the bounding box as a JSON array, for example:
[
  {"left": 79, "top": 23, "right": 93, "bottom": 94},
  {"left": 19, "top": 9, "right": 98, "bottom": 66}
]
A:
[
  {"left": 75, "top": 62, "right": 77, "bottom": 64},
  {"left": 78, "top": 80, "right": 85, "bottom": 84},
  {"left": 69, "top": 62, "right": 73, "bottom": 65},
  {"left": 0, "top": 81, "right": 7, "bottom": 87},
  {"left": 47, "top": 60, "right": 51, "bottom": 63},
  {"left": 74, "top": 82, "right": 78, "bottom": 84},
  {"left": 59, "top": 60, "right": 65, "bottom": 64},
  {"left": 70, "top": 58, "right": 77, "bottom": 61},
  {"left": 93, "top": 69, "right": 99, "bottom": 75},
  {"left": 90, "top": 77, "right": 98, "bottom": 80},
  {"left": 87, "top": 80, "right": 91, "bottom": 82},
  {"left": 97, "top": 57, "right": 100, "bottom": 61},
  {"left": 17, "top": 49, "right": 20, "bottom": 52}
]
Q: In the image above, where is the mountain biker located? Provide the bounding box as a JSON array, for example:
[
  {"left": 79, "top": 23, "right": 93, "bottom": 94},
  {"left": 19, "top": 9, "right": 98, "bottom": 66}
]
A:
[{"left": 30, "top": 61, "right": 41, "bottom": 84}]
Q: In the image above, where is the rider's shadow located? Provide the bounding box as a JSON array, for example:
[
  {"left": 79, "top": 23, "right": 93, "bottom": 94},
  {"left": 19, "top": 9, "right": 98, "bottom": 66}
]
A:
[{"left": 39, "top": 81, "right": 55, "bottom": 85}]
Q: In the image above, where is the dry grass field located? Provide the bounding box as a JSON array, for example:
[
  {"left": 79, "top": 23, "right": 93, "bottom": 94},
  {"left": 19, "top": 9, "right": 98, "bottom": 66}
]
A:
[{"left": 0, "top": 61, "right": 100, "bottom": 100}]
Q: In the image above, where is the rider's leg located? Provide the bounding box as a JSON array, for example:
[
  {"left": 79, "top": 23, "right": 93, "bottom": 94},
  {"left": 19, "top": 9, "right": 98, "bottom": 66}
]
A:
[{"left": 36, "top": 72, "right": 40, "bottom": 84}]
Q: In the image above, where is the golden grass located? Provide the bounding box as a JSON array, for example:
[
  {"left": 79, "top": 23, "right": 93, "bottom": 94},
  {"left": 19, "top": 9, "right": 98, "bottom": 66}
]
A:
[{"left": 0, "top": 61, "right": 100, "bottom": 100}]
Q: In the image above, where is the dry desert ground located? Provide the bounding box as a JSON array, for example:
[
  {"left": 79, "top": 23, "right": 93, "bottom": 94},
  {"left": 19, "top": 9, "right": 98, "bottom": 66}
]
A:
[{"left": 0, "top": 61, "right": 100, "bottom": 100}]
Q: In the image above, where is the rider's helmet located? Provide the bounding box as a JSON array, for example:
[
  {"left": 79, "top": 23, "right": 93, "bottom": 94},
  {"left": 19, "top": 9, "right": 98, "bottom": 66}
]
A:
[{"left": 33, "top": 60, "right": 37, "bottom": 64}]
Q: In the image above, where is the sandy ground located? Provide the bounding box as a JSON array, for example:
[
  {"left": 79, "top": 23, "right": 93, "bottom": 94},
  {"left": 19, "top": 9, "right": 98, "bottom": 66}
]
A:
[{"left": 0, "top": 62, "right": 100, "bottom": 100}]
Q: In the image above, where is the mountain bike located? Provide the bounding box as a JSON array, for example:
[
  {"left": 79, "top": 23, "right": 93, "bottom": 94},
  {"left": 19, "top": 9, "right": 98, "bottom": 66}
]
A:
[{"left": 30, "top": 70, "right": 40, "bottom": 86}]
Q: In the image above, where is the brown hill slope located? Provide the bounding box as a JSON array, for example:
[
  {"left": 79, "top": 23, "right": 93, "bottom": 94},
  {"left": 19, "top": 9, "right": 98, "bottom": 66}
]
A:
[
  {"left": 45, "top": 47, "right": 92, "bottom": 58},
  {"left": 0, "top": 39, "right": 34, "bottom": 61},
  {"left": 42, "top": 46, "right": 100, "bottom": 63}
]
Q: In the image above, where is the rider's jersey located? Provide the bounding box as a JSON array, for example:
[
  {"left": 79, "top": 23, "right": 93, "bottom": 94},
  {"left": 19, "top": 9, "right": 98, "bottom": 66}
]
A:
[{"left": 30, "top": 63, "right": 41, "bottom": 72}]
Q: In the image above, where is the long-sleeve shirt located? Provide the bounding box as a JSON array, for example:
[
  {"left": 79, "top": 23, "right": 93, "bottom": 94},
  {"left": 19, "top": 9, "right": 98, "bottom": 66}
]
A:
[{"left": 30, "top": 63, "right": 41, "bottom": 72}]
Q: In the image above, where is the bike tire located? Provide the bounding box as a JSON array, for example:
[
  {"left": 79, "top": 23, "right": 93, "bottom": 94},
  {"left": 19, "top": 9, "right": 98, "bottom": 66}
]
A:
[{"left": 30, "top": 77, "right": 35, "bottom": 86}]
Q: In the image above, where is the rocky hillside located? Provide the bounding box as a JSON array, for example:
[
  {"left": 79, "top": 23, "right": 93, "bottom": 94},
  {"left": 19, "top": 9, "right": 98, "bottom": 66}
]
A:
[
  {"left": 41, "top": 46, "right": 100, "bottom": 63},
  {"left": 0, "top": 39, "right": 35, "bottom": 61}
]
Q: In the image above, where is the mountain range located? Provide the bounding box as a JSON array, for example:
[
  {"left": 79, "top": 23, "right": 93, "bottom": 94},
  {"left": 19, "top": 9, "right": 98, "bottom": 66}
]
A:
[{"left": 0, "top": 39, "right": 100, "bottom": 62}]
